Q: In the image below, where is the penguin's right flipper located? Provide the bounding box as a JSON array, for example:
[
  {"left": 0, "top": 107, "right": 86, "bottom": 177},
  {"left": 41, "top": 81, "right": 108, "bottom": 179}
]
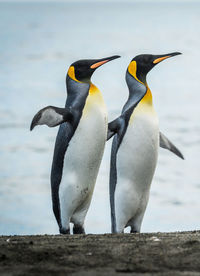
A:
[
  {"left": 107, "top": 117, "right": 123, "bottom": 140},
  {"left": 159, "top": 131, "right": 184, "bottom": 160},
  {"left": 30, "top": 106, "right": 73, "bottom": 131}
]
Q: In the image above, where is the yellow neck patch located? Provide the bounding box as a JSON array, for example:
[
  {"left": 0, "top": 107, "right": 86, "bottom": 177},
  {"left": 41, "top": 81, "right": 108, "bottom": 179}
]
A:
[
  {"left": 129, "top": 84, "right": 154, "bottom": 124},
  {"left": 82, "top": 83, "right": 105, "bottom": 117},
  {"left": 128, "top": 61, "right": 143, "bottom": 85},
  {"left": 140, "top": 84, "right": 152, "bottom": 105},
  {"left": 89, "top": 83, "right": 100, "bottom": 94},
  {"left": 128, "top": 60, "right": 152, "bottom": 106},
  {"left": 67, "top": 66, "right": 81, "bottom": 82}
]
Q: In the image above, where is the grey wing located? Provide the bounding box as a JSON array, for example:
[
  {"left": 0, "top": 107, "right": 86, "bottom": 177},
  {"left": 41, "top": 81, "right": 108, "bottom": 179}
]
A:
[
  {"left": 160, "top": 131, "right": 184, "bottom": 160},
  {"left": 50, "top": 122, "right": 74, "bottom": 226}
]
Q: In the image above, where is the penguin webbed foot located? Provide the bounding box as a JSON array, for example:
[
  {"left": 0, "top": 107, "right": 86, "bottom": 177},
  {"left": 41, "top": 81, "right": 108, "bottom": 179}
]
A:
[
  {"left": 73, "top": 225, "right": 85, "bottom": 234},
  {"left": 59, "top": 227, "right": 70, "bottom": 235},
  {"left": 30, "top": 106, "right": 73, "bottom": 131},
  {"left": 130, "top": 228, "right": 139, "bottom": 234}
]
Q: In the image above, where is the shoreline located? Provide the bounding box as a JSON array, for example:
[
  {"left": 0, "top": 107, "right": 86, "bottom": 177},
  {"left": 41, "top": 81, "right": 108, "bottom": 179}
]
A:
[{"left": 1, "top": 231, "right": 200, "bottom": 275}]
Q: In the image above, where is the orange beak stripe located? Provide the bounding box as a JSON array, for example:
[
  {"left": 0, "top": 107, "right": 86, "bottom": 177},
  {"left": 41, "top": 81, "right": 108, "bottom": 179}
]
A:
[
  {"left": 153, "top": 56, "right": 170, "bottom": 64},
  {"left": 90, "top": 60, "right": 109, "bottom": 69}
]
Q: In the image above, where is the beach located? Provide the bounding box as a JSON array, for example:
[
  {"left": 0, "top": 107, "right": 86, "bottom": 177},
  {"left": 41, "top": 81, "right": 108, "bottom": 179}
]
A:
[{"left": 1, "top": 231, "right": 200, "bottom": 275}]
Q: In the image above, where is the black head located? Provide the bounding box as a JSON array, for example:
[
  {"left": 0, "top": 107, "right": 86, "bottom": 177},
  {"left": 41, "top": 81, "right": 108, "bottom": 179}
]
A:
[
  {"left": 131, "top": 52, "right": 182, "bottom": 83},
  {"left": 67, "top": 55, "right": 120, "bottom": 83}
]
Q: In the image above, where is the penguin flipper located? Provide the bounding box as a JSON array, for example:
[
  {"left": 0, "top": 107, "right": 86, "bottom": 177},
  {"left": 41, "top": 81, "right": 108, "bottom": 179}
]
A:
[
  {"left": 159, "top": 131, "right": 184, "bottom": 160},
  {"left": 51, "top": 122, "right": 74, "bottom": 228},
  {"left": 109, "top": 135, "right": 119, "bottom": 233},
  {"left": 107, "top": 117, "right": 123, "bottom": 140},
  {"left": 30, "top": 106, "right": 73, "bottom": 131}
]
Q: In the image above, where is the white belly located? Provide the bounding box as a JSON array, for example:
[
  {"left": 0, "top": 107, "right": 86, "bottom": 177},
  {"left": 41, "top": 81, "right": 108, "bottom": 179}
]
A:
[
  {"left": 115, "top": 107, "right": 159, "bottom": 232},
  {"left": 59, "top": 93, "right": 107, "bottom": 227}
]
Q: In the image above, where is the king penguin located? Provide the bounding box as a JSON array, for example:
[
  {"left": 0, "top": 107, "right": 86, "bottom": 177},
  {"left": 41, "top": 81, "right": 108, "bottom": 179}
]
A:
[
  {"left": 30, "top": 55, "right": 120, "bottom": 234},
  {"left": 107, "top": 52, "right": 183, "bottom": 233}
]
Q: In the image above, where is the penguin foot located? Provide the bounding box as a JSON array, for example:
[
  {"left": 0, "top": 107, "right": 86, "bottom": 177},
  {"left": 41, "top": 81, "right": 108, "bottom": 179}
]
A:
[
  {"left": 130, "top": 227, "right": 139, "bottom": 234},
  {"left": 73, "top": 225, "right": 85, "bottom": 234},
  {"left": 59, "top": 227, "right": 70, "bottom": 235}
]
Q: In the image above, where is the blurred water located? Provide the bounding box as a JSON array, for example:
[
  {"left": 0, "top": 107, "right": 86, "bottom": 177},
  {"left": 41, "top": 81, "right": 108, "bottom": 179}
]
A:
[{"left": 0, "top": 1, "right": 200, "bottom": 235}]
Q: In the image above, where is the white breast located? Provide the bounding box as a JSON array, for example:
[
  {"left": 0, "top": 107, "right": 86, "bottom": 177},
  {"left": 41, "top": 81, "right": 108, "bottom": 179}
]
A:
[
  {"left": 59, "top": 89, "right": 107, "bottom": 227},
  {"left": 115, "top": 105, "right": 159, "bottom": 232}
]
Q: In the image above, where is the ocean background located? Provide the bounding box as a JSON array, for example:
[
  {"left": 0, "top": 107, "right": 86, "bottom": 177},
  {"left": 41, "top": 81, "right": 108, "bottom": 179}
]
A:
[{"left": 0, "top": 0, "right": 200, "bottom": 235}]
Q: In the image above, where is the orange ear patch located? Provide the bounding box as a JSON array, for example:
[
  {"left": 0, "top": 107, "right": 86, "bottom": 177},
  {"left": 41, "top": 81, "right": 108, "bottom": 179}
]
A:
[
  {"left": 153, "top": 56, "right": 170, "bottom": 64},
  {"left": 67, "top": 66, "right": 81, "bottom": 82},
  {"left": 90, "top": 60, "right": 109, "bottom": 69}
]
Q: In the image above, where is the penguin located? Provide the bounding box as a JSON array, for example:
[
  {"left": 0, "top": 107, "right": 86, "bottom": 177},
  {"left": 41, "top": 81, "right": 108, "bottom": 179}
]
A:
[
  {"left": 30, "top": 55, "right": 120, "bottom": 234},
  {"left": 107, "top": 52, "right": 183, "bottom": 233}
]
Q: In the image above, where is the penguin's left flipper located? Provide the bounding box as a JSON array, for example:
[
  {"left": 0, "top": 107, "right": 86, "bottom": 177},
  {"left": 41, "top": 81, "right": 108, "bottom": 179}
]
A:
[
  {"left": 30, "top": 106, "right": 73, "bottom": 131},
  {"left": 107, "top": 117, "right": 122, "bottom": 140},
  {"left": 159, "top": 131, "right": 184, "bottom": 160}
]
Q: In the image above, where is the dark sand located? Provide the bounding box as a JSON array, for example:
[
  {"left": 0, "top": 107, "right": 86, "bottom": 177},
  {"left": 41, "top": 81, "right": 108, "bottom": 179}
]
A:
[{"left": 1, "top": 231, "right": 200, "bottom": 275}]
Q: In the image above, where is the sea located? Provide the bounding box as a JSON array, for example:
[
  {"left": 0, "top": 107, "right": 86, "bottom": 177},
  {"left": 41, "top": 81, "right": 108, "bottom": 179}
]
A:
[{"left": 0, "top": 0, "right": 200, "bottom": 235}]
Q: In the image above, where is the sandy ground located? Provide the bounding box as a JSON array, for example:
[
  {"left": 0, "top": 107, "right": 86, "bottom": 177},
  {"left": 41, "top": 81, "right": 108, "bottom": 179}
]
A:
[{"left": 1, "top": 231, "right": 200, "bottom": 275}]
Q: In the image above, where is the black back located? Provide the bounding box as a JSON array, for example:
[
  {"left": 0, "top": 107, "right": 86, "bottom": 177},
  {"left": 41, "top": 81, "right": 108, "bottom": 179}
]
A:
[{"left": 51, "top": 77, "right": 90, "bottom": 227}]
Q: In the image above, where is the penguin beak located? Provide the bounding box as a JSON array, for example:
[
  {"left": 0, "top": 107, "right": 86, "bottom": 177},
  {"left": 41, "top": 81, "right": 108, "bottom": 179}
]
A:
[
  {"left": 90, "top": 55, "right": 121, "bottom": 69},
  {"left": 153, "top": 52, "right": 182, "bottom": 64}
]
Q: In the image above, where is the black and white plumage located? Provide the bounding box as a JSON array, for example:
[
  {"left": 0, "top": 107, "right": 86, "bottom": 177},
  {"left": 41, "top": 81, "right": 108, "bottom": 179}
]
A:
[
  {"left": 108, "top": 53, "right": 183, "bottom": 233},
  {"left": 30, "top": 55, "right": 120, "bottom": 234}
]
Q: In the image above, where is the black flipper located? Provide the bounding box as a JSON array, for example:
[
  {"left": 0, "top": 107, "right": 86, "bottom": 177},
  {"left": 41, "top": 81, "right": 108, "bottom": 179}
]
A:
[
  {"left": 50, "top": 106, "right": 82, "bottom": 229},
  {"left": 51, "top": 122, "right": 75, "bottom": 228},
  {"left": 109, "top": 117, "right": 126, "bottom": 233},
  {"left": 30, "top": 106, "right": 73, "bottom": 131},
  {"left": 159, "top": 131, "right": 184, "bottom": 160},
  {"left": 109, "top": 135, "right": 119, "bottom": 233},
  {"left": 108, "top": 117, "right": 127, "bottom": 231}
]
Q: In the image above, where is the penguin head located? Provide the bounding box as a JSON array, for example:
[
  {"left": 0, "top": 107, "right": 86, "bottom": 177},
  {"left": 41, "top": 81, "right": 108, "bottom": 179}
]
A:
[
  {"left": 67, "top": 55, "right": 120, "bottom": 83},
  {"left": 129, "top": 52, "right": 182, "bottom": 83}
]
